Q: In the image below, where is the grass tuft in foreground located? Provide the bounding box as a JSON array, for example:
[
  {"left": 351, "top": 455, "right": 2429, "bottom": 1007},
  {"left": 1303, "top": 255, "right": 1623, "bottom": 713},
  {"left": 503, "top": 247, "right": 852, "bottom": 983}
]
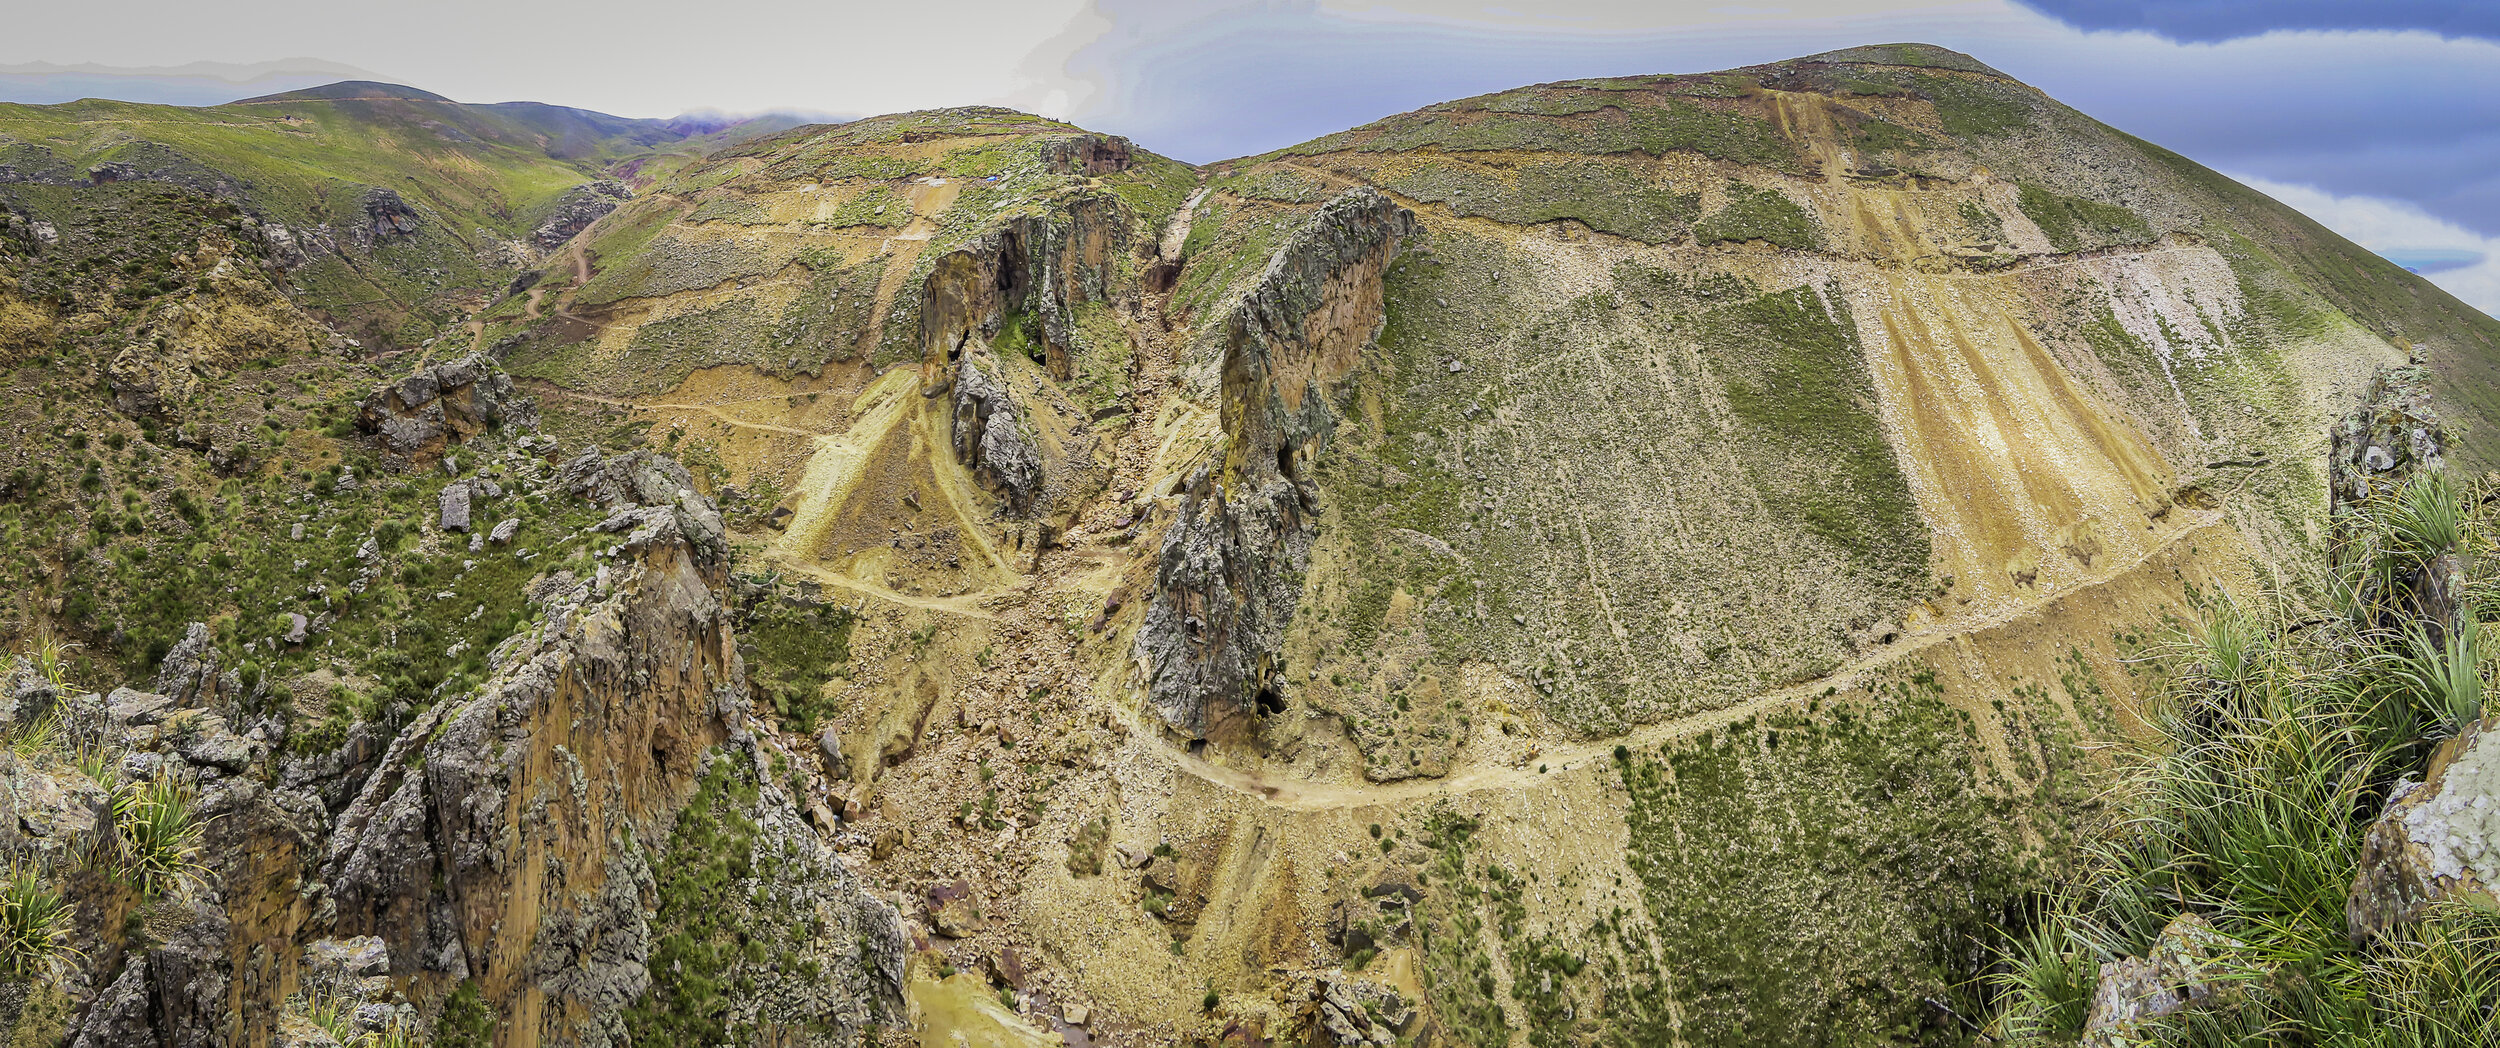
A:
[{"left": 1987, "top": 471, "right": 2498, "bottom": 1045}]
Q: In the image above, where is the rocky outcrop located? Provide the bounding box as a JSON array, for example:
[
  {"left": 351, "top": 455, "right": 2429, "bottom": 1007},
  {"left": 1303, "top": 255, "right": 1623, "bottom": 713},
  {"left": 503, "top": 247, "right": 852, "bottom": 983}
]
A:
[
  {"left": 356, "top": 354, "right": 537, "bottom": 462},
  {"left": 950, "top": 355, "right": 1044, "bottom": 512},
  {"left": 532, "top": 180, "right": 631, "bottom": 251},
  {"left": 914, "top": 195, "right": 1128, "bottom": 517},
  {"left": 918, "top": 197, "right": 1127, "bottom": 385},
  {"left": 2328, "top": 369, "right": 2464, "bottom": 644},
  {"left": 1040, "top": 134, "right": 1134, "bottom": 176},
  {"left": 2349, "top": 717, "right": 2500, "bottom": 945},
  {"left": 1133, "top": 189, "right": 1412, "bottom": 740},
  {"left": 2329, "top": 370, "right": 2444, "bottom": 517},
  {"left": 105, "top": 245, "right": 331, "bottom": 420},
  {"left": 360, "top": 187, "right": 419, "bottom": 241},
  {"left": 321, "top": 450, "right": 900, "bottom": 1047}
]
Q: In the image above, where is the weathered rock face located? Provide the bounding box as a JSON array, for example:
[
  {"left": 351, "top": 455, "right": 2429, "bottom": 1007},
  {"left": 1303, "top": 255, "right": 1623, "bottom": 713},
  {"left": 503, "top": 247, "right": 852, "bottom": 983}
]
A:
[
  {"left": 104, "top": 244, "right": 332, "bottom": 420},
  {"left": 532, "top": 180, "right": 631, "bottom": 251},
  {"left": 321, "top": 450, "right": 901, "bottom": 1047},
  {"left": 2329, "top": 370, "right": 2445, "bottom": 517},
  {"left": 2349, "top": 717, "right": 2500, "bottom": 945},
  {"left": 914, "top": 194, "right": 1128, "bottom": 518},
  {"left": 919, "top": 199, "right": 1128, "bottom": 385},
  {"left": 1039, "top": 134, "right": 1134, "bottom": 176},
  {"left": 1133, "top": 189, "right": 1413, "bottom": 740},
  {"left": 951, "top": 354, "right": 1045, "bottom": 512},
  {"left": 356, "top": 354, "right": 537, "bottom": 462}
]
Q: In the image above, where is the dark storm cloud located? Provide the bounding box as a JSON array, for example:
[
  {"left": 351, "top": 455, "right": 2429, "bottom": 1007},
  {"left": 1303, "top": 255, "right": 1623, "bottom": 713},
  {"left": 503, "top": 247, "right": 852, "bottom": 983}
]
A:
[{"left": 2010, "top": 1, "right": 2500, "bottom": 43}]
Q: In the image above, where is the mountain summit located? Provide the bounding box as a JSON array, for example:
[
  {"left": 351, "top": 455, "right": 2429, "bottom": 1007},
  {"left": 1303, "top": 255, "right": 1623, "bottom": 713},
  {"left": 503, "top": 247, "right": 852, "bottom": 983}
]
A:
[{"left": 0, "top": 43, "right": 2493, "bottom": 1048}]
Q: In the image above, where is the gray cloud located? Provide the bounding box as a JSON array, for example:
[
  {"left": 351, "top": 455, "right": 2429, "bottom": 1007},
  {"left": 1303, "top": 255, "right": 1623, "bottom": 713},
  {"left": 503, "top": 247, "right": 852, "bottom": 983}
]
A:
[{"left": 2010, "top": 1, "right": 2500, "bottom": 43}]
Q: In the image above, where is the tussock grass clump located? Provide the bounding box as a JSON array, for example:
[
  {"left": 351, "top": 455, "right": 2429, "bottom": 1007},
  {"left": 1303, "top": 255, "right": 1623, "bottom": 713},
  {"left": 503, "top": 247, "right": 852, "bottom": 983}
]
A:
[
  {"left": 112, "top": 776, "right": 206, "bottom": 899},
  {"left": 0, "top": 864, "right": 76, "bottom": 981},
  {"left": 1988, "top": 472, "right": 2499, "bottom": 1044}
]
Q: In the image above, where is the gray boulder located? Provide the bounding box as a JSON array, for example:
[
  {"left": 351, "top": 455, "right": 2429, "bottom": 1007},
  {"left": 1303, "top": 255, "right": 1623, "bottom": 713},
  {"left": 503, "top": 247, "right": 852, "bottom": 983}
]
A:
[
  {"left": 439, "top": 482, "right": 471, "bottom": 532},
  {"left": 356, "top": 355, "right": 537, "bottom": 462}
]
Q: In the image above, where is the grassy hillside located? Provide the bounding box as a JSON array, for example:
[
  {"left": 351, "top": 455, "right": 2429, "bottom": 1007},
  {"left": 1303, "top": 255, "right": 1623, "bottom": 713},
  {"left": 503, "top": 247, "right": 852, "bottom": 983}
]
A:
[{"left": 0, "top": 84, "right": 777, "bottom": 344}]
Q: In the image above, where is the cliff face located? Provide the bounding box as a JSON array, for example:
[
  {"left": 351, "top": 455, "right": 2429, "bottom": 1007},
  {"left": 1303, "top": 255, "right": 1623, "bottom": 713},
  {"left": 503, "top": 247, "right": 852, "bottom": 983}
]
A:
[
  {"left": 317, "top": 450, "right": 902, "bottom": 1048},
  {"left": 0, "top": 370, "right": 900, "bottom": 1046},
  {"left": 1132, "top": 188, "right": 1414, "bottom": 741}
]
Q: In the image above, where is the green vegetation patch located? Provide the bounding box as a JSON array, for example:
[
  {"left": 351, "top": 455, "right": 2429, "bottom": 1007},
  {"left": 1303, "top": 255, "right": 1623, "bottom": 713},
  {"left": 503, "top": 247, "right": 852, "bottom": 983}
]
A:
[
  {"left": 1989, "top": 476, "right": 2500, "bottom": 1043},
  {"left": 739, "top": 596, "right": 855, "bottom": 736},
  {"left": 1416, "top": 810, "right": 1679, "bottom": 1048},
  {"left": 826, "top": 184, "right": 910, "bottom": 228},
  {"left": 2016, "top": 184, "right": 2153, "bottom": 253},
  {"left": 1383, "top": 159, "right": 1699, "bottom": 244},
  {"left": 1622, "top": 681, "right": 2039, "bottom": 1047},
  {"left": 627, "top": 754, "right": 765, "bottom": 1045},
  {"left": 1699, "top": 284, "right": 1926, "bottom": 593},
  {"left": 1905, "top": 72, "right": 2036, "bottom": 139},
  {"left": 1290, "top": 96, "right": 1797, "bottom": 171},
  {"left": 1692, "top": 182, "right": 1820, "bottom": 249},
  {"left": 687, "top": 195, "right": 772, "bottom": 225}
]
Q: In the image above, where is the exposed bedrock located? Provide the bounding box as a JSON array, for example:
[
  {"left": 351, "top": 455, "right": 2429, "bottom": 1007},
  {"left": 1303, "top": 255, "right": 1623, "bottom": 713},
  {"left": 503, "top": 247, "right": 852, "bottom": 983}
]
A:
[
  {"left": 319, "top": 453, "right": 902, "bottom": 1047},
  {"left": 1134, "top": 188, "right": 1414, "bottom": 740},
  {"left": 917, "top": 194, "right": 1129, "bottom": 515}
]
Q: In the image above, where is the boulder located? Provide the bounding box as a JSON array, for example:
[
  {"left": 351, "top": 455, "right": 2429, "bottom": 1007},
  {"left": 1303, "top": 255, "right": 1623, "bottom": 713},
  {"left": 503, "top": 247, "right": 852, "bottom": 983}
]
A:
[
  {"left": 107, "top": 686, "right": 176, "bottom": 728},
  {"left": 927, "top": 880, "right": 986, "bottom": 938},
  {"left": 2349, "top": 718, "right": 2500, "bottom": 944},
  {"left": 2081, "top": 913, "right": 2243, "bottom": 1043},
  {"left": 356, "top": 355, "right": 536, "bottom": 462},
  {"left": 488, "top": 518, "right": 519, "bottom": 546},
  {"left": 1317, "top": 976, "right": 1411, "bottom": 1047},
  {"left": 152, "top": 621, "right": 222, "bottom": 705},
  {"left": 439, "top": 482, "right": 471, "bottom": 532},
  {"left": 173, "top": 711, "right": 260, "bottom": 772}
]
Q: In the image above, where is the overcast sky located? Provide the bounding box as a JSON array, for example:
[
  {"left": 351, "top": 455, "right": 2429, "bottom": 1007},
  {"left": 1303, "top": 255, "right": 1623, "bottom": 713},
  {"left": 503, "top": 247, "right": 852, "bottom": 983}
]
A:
[{"left": 3, "top": 0, "right": 2493, "bottom": 314}]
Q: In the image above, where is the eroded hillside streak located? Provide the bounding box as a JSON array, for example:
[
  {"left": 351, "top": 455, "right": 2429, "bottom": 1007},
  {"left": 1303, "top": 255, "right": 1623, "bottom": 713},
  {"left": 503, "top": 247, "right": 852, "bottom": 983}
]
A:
[{"left": 1856, "top": 270, "right": 2176, "bottom": 614}]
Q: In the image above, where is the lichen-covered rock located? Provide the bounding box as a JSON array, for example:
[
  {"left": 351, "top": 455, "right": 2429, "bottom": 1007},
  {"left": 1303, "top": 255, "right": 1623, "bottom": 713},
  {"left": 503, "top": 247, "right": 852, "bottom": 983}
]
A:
[
  {"left": 2329, "top": 371, "right": 2445, "bottom": 516},
  {"left": 0, "top": 748, "right": 106, "bottom": 863},
  {"left": 1134, "top": 189, "right": 1412, "bottom": 740},
  {"left": 438, "top": 480, "right": 472, "bottom": 532},
  {"left": 2081, "top": 913, "right": 2243, "bottom": 1043},
  {"left": 2350, "top": 718, "right": 2500, "bottom": 945},
  {"left": 151, "top": 622, "right": 223, "bottom": 706},
  {"left": 556, "top": 445, "right": 697, "bottom": 511},
  {"left": 360, "top": 187, "right": 419, "bottom": 241},
  {"left": 1317, "top": 975, "right": 1413, "bottom": 1047},
  {"left": 355, "top": 354, "right": 537, "bottom": 462}
]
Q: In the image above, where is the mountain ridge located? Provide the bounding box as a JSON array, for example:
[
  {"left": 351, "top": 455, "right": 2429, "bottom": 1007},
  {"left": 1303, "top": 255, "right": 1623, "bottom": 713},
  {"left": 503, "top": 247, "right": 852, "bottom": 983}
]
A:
[{"left": 0, "top": 40, "right": 2494, "bottom": 1048}]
